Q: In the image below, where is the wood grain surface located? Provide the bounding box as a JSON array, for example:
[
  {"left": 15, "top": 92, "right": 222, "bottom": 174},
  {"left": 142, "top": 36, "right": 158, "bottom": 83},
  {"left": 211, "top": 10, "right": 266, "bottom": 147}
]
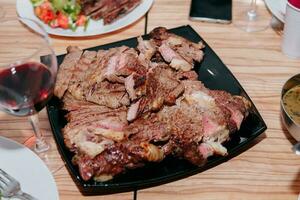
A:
[{"left": 1, "top": 0, "right": 300, "bottom": 199}]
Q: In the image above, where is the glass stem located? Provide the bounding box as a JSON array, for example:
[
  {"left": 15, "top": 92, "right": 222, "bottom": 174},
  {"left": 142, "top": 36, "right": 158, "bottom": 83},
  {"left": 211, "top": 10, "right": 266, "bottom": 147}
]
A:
[
  {"left": 28, "top": 114, "right": 50, "bottom": 153},
  {"left": 248, "top": 0, "right": 257, "bottom": 20}
]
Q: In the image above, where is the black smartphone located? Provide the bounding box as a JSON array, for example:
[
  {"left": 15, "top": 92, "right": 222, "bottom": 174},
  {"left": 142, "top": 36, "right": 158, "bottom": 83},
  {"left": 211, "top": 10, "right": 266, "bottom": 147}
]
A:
[{"left": 189, "top": 0, "right": 232, "bottom": 24}]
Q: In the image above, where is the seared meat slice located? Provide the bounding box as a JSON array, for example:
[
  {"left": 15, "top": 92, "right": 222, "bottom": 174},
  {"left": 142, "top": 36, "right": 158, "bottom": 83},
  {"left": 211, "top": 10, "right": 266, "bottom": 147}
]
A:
[
  {"left": 81, "top": 0, "right": 103, "bottom": 15},
  {"left": 159, "top": 43, "right": 192, "bottom": 71},
  {"left": 176, "top": 70, "right": 199, "bottom": 81},
  {"left": 104, "top": 47, "right": 146, "bottom": 77},
  {"left": 88, "top": 46, "right": 146, "bottom": 86},
  {"left": 102, "top": 0, "right": 141, "bottom": 24},
  {"left": 150, "top": 27, "right": 205, "bottom": 56},
  {"left": 209, "top": 90, "right": 251, "bottom": 131},
  {"left": 149, "top": 27, "right": 170, "bottom": 46},
  {"left": 126, "top": 65, "right": 185, "bottom": 121},
  {"left": 63, "top": 105, "right": 128, "bottom": 156},
  {"left": 124, "top": 72, "right": 146, "bottom": 101},
  {"left": 157, "top": 103, "right": 206, "bottom": 165},
  {"left": 68, "top": 50, "right": 98, "bottom": 100},
  {"left": 137, "top": 37, "right": 156, "bottom": 67},
  {"left": 54, "top": 46, "right": 83, "bottom": 98},
  {"left": 183, "top": 80, "right": 250, "bottom": 140},
  {"left": 81, "top": 0, "right": 128, "bottom": 16},
  {"left": 74, "top": 139, "right": 163, "bottom": 181},
  {"left": 73, "top": 114, "right": 165, "bottom": 181},
  {"left": 62, "top": 92, "right": 98, "bottom": 111},
  {"left": 89, "top": 0, "right": 130, "bottom": 19},
  {"left": 85, "top": 0, "right": 141, "bottom": 24},
  {"left": 87, "top": 46, "right": 128, "bottom": 85},
  {"left": 150, "top": 27, "right": 205, "bottom": 71},
  {"left": 86, "top": 81, "right": 130, "bottom": 108},
  {"left": 145, "top": 66, "right": 185, "bottom": 109},
  {"left": 125, "top": 113, "right": 171, "bottom": 143}
]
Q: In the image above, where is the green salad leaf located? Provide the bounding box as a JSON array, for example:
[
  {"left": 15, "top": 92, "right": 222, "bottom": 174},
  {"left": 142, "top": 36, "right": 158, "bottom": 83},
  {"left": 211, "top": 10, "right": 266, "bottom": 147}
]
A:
[
  {"left": 63, "top": 1, "right": 81, "bottom": 15},
  {"left": 51, "top": 0, "right": 67, "bottom": 11},
  {"left": 50, "top": 0, "right": 81, "bottom": 15},
  {"left": 30, "top": 0, "right": 44, "bottom": 7}
]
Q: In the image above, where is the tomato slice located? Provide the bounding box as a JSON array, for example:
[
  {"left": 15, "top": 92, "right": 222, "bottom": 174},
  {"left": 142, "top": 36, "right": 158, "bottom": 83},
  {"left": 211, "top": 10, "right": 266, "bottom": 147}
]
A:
[
  {"left": 57, "top": 13, "right": 69, "bottom": 29},
  {"left": 76, "top": 15, "right": 86, "bottom": 26}
]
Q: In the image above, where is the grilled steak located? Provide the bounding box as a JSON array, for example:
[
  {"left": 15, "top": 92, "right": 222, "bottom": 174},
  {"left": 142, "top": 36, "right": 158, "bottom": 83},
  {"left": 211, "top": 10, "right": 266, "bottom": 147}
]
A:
[
  {"left": 126, "top": 65, "right": 184, "bottom": 121},
  {"left": 150, "top": 27, "right": 205, "bottom": 71},
  {"left": 54, "top": 27, "right": 251, "bottom": 182},
  {"left": 80, "top": 0, "right": 142, "bottom": 24},
  {"left": 54, "top": 46, "right": 83, "bottom": 98}
]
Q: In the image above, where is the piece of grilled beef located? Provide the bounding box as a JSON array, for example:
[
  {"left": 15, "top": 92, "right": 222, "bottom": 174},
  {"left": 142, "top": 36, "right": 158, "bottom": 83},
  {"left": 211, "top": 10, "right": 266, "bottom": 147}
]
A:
[
  {"left": 54, "top": 46, "right": 83, "bottom": 98},
  {"left": 126, "top": 64, "right": 184, "bottom": 121},
  {"left": 149, "top": 27, "right": 205, "bottom": 71},
  {"left": 80, "top": 0, "right": 141, "bottom": 24}
]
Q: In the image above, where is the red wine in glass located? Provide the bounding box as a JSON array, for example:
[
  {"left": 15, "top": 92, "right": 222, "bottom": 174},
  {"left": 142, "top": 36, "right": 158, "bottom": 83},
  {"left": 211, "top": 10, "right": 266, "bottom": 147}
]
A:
[
  {"left": 0, "top": 61, "right": 54, "bottom": 117},
  {"left": 0, "top": 18, "right": 59, "bottom": 173}
]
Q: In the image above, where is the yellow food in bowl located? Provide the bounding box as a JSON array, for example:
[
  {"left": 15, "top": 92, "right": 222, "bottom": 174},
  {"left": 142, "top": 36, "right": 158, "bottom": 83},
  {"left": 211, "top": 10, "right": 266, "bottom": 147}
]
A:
[{"left": 283, "top": 85, "right": 300, "bottom": 125}]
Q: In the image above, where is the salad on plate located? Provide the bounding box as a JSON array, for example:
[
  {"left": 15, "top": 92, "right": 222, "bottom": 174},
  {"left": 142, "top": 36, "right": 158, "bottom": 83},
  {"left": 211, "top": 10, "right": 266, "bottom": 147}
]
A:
[{"left": 31, "top": 0, "right": 89, "bottom": 30}]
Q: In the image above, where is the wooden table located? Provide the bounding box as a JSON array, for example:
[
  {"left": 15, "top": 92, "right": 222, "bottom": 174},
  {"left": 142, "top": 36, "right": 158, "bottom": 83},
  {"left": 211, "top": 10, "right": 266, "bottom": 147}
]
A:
[{"left": 1, "top": 0, "right": 300, "bottom": 199}]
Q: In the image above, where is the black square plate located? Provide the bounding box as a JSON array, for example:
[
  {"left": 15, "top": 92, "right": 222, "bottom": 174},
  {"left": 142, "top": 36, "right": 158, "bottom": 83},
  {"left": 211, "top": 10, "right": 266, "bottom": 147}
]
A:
[{"left": 46, "top": 25, "right": 267, "bottom": 195}]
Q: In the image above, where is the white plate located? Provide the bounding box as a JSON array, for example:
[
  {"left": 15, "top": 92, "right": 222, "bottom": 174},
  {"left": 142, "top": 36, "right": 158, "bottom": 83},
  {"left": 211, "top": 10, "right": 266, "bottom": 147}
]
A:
[
  {"left": 265, "top": 0, "right": 287, "bottom": 22},
  {"left": 16, "top": 0, "right": 154, "bottom": 37},
  {"left": 0, "top": 136, "right": 59, "bottom": 200}
]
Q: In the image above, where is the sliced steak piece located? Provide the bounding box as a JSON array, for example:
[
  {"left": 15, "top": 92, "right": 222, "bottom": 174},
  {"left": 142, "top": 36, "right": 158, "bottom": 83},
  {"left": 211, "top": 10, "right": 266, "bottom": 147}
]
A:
[
  {"left": 124, "top": 72, "right": 146, "bottom": 101},
  {"left": 89, "top": 0, "right": 130, "bottom": 20},
  {"left": 126, "top": 65, "right": 184, "bottom": 121},
  {"left": 125, "top": 113, "right": 170, "bottom": 143},
  {"left": 150, "top": 27, "right": 205, "bottom": 71},
  {"left": 182, "top": 80, "right": 250, "bottom": 140},
  {"left": 157, "top": 103, "right": 206, "bottom": 165},
  {"left": 63, "top": 105, "right": 128, "bottom": 153},
  {"left": 137, "top": 37, "right": 156, "bottom": 67},
  {"left": 209, "top": 90, "right": 251, "bottom": 130},
  {"left": 74, "top": 139, "right": 163, "bottom": 181},
  {"left": 158, "top": 43, "right": 193, "bottom": 71},
  {"left": 62, "top": 92, "right": 98, "bottom": 111},
  {"left": 149, "top": 27, "right": 170, "bottom": 46},
  {"left": 110, "top": 48, "right": 146, "bottom": 77},
  {"left": 85, "top": 81, "right": 130, "bottom": 108},
  {"left": 87, "top": 47, "right": 127, "bottom": 86},
  {"left": 167, "top": 36, "right": 204, "bottom": 63},
  {"left": 54, "top": 46, "right": 83, "bottom": 98},
  {"left": 88, "top": 0, "right": 140, "bottom": 23},
  {"left": 176, "top": 70, "right": 199, "bottom": 80},
  {"left": 68, "top": 50, "right": 98, "bottom": 100},
  {"left": 102, "top": 0, "right": 141, "bottom": 24},
  {"left": 89, "top": 46, "right": 145, "bottom": 85},
  {"left": 81, "top": 0, "right": 106, "bottom": 15},
  {"left": 146, "top": 66, "right": 185, "bottom": 108}
]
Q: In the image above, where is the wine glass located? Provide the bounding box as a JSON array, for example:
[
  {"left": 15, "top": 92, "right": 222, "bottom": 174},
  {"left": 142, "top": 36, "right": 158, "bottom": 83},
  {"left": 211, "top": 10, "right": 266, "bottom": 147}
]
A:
[
  {"left": 0, "top": 18, "right": 57, "bottom": 155},
  {"left": 234, "top": 0, "right": 270, "bottom": 32}
]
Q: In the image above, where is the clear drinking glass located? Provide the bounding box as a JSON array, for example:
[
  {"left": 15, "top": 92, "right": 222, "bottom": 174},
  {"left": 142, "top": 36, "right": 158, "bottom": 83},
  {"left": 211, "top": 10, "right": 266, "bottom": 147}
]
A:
[
  {"left": 234, "top": 0, "right": 270, "bottom": 32},
  {"left": 0, "top": 18, "right": 57, "bottom": 154}
]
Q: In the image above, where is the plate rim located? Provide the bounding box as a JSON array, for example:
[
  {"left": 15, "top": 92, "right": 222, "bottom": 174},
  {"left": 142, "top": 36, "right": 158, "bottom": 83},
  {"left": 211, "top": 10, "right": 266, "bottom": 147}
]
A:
[
  {"left": 0, "top": 136, "right": 59, "bottom": 200},
  {"left": 16, "top": 0, "right": 154, "bottom": 37},
  {"left": 46, "top": 25, "right": 267, "bottom": 194},
  {"left": 265, "top": 0, "right": 287, "bottom": 23}
]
